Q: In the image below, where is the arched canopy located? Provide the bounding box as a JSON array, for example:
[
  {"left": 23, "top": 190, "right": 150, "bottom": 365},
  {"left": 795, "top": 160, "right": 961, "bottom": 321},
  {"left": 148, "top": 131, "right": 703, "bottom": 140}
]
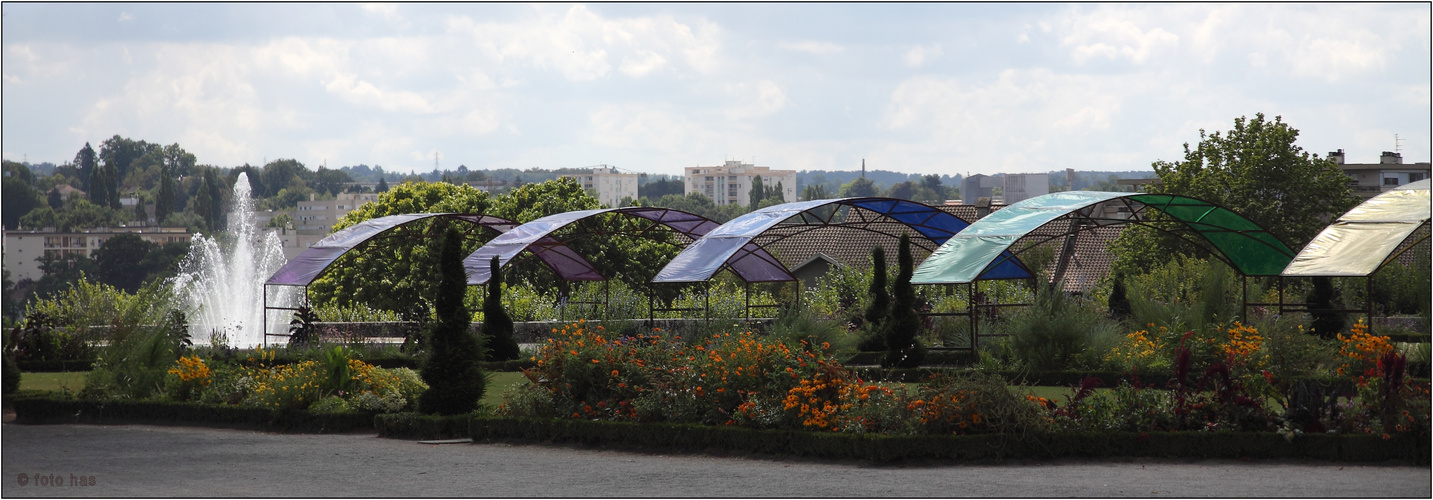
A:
[
  {"left": 912, "top": 191, "right": 1297, "bottom": 284},
  {"left": 653, "top": 197, "right": 1033, "bottom": 283},
  {"left": 1283, "top": 179, "right": 1431, "bottom": 277},
  {"left": 266, "top": 213, "right": 522, "bottom": 286},
  {"left": 463, "top": 206, "right": 724, "bottom": 284}
]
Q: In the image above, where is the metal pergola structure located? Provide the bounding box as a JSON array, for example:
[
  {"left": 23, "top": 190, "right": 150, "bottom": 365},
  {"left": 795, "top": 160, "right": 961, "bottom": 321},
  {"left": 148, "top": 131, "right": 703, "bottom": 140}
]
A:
[
  {"left": 261, "top": 213, "right": 523, "bottom": 346},
  {"left": 912, "top": 192, "right": 1299, "bottom": 351}
]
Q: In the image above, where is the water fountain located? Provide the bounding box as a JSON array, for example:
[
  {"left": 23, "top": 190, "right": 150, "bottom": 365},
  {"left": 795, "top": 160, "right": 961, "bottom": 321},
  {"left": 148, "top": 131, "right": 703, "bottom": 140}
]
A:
[{"left": 171, "top": 172, "right": 299, "bottom": 347}]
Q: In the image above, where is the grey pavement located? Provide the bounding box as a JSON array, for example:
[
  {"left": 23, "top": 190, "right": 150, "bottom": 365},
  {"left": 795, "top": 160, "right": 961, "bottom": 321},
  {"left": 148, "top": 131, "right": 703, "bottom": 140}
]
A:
[{"left": 2, "top": 421, "right": 1429, "bottom": 497}]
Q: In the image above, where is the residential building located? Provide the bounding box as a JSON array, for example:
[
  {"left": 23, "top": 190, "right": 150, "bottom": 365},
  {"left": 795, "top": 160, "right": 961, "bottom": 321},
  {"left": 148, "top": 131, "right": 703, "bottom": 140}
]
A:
[
  {"left": 3, "top": 226, "right": 192, "bottom": 282},
  {"left": 1330, "top": 150, "right": 1432, "bottom": 200},
  {"left": 962, "top": 173, "right": 1049, "bottom": 205},
  {"left": 558, "top": 166, "right": 639, "bottom": 208},
  {"left": 684, "top": 160, "right": 797, "bottom": 207},
  {"left": 294, "top": 192, "right": 380, "bottom": 232}
]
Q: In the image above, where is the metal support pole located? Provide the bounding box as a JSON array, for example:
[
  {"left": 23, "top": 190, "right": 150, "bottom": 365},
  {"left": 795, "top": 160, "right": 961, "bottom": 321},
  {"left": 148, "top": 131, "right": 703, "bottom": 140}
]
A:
[
  {"left": 969, "top": 281, "right": 978, "bottom": 353},
  {"left": 262, "top": 285, "right": 268, "bottom": 348},
  {"left": 745, "top": 281, "right": 752, "bottom": 321},
  {"left": 1366, "top": 276, "right": 1375, "bottom": 335},
  {"left": 1277, "top": 276, "right": 1285, "bottom": 315},
  {"left": 604, "top": 280, "right": 611, "bottom": 320}
]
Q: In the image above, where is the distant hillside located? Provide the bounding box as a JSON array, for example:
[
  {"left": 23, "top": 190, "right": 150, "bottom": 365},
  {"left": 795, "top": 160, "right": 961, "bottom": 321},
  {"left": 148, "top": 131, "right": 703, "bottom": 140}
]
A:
[{"left": 797, "top": 170, "right": 962, "bottom": 193}]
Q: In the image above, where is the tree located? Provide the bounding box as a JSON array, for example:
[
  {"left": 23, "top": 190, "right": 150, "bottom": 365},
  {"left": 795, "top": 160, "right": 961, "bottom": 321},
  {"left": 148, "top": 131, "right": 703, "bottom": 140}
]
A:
[
  {"left": 98, "top": 135, "right": 157, "bottom": 183},
  {"left": 1111, "top": 113, "right": 1358, "bottom": 274},
  {"left": 161, "top": 143, "right": 196, "bottom": 177},
  {"left": 260, "top": 159, "right": 309, "bottom": 198},
  {"left": 375, "top": 177, "right": 389, "bottom": 192},
  {"left": 1107, "top": 273, "right": 1132, "bottom": 321},
  {"left": 2, "top": 172, "right": 43, "bottom": 230},
  {"left": 1306, "top": 277, "right": 1344, "bottom": 339},
  {"left": 887, "top": 181, "right": 919, "bottom": 201},
  {"left": 482, "top": 256, "right": 520, "bottom": 361},
  {"left": 88, "top": 161, "right": 114, "bottom": 208},
  {"left": 156, "top": 162, "right": 176, "bottom": 224},
  {"left": 314, "top": 167, "right": 353, "bottom": 196},
  {"left": 883, "top": 233, "right": 925, "bottom": 368},
  {"left": 801, "top": 184, "right": 829, "bottom": 201},
  {"left": 73, "top": 143, "right": 97, "bottom": 191},
  {"left": 1150, "top": 113, "right": 1357, "bottom": 247},
  {"left": 748, "top": 175, "right": 766, "bottom": 212},
  {"left": 839, "top": 177, "right": 880, "bottom": 198},
  {"left": 308, "top": 181, "right": 492, "bottom": 316},
  {"left": 30, "top": 252, "right": 97, "bottom": 300},
  {"left": 770, "top": 181, "right": 786, "bottom": 204},
  {"left": 92, "top": 234, "right": 157, "bottom": 292},
  {"left": 133, "top": 195, "right": 149, "bottom": 224},
  {"left": 417, "top": 227, "right": 487, "bottom": 415},
  {"left": 638, "top": 178, "right": 683, "bottom": 199},
  {"left": 46, "top": 188, "right": 63, "bottom": 209},
  {"left": 858, "top": 245, "right": 890, "bottom": 351}
]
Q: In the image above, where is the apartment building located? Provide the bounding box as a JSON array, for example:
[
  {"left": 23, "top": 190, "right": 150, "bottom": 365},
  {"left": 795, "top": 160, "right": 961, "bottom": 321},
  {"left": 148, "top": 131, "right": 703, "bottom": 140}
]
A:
[
  {"left": 962, "top": 173, "right": 1050, "bottom": 205},
  {"left": 558, "top": 166, "right": 638, "bottom": 208},
  {"left": 3, "top": 226, "right": 191, "bottom": 282},
  {"left": 1331, "top": 150, "right": 1432, "bottom": 200},
  {"left": 684, "top": 160, "right": 797, "bottom": 207}
]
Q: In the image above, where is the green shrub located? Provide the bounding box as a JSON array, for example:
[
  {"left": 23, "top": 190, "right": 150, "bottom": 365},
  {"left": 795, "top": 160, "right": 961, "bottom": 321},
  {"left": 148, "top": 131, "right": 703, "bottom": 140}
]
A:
[
  {"left": 482, "top": 256, "right": 521, "bottom": 361},
  {"left": 418, "top": 228, "right": 487, "bottom": 415},
  {"left": 1000, "top": 285, "right": 1122, "bottom": 371},
  {"left": 767, "top": 306, "right": 854, "bottom": 357},
  {"left": 883, "top": 234, "right": 924, "bottom": 368},
  {"left": 858, "top": 246, "right": 889, "bottom": 352}
]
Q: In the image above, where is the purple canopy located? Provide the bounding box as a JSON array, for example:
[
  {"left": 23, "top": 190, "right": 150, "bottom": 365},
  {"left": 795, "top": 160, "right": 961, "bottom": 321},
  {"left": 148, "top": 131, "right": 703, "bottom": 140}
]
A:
[
  {"left": 463, "top": 206, "right": 751, "bottom": 284},
  {"left": 266, "top": 213, "right": 526, "bottom": 286}
]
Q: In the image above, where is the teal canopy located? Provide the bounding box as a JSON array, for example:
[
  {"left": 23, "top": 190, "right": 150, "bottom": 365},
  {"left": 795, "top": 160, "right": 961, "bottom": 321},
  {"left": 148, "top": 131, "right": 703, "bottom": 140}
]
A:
[{"left": 912, "top": 191, "right": 1296, "bottom": 284}]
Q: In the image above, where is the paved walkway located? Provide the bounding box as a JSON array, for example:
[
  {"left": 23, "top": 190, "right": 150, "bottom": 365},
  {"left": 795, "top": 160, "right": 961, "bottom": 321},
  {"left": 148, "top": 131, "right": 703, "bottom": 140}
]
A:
[{"left": 2, "top": 422, "right": 1429, "bottom": 497}]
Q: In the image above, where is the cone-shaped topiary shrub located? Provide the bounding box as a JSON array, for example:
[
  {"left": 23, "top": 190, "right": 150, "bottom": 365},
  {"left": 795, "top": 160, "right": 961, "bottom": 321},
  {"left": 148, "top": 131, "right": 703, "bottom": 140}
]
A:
[
  {"left": 418, "top": 227, "right": 487, "bottom": 415},
  {"left": 483, "top": 256, "right": 520, "bottom": 361},
  {"left": 1108, "top": 273, "right": 1132, "bottom": 321},
  {"left": 857, "top": 245, "right": 890, "bottom": 352},
  {"left": 883, "top": 233, "right": 925, "bottom": 368}
]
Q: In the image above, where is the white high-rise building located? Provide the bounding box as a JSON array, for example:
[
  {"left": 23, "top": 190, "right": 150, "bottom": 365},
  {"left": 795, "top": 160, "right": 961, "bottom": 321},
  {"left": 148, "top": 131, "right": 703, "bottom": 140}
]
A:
[
  {"left": 684, "top": 160, "right": 797, "bottom": 207},
  {"left": 559, "top": 166, "right": 639, "bottom": 208}
]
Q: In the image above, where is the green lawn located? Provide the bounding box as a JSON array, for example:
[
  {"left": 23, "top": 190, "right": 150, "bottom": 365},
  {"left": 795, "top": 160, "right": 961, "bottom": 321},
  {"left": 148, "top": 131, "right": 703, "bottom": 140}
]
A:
[
  {"left": 481, "top": 371, "right": 528, "bottom": 408},
  {"left": 17, "top": 371, "right": 88, "bottom": 393}
]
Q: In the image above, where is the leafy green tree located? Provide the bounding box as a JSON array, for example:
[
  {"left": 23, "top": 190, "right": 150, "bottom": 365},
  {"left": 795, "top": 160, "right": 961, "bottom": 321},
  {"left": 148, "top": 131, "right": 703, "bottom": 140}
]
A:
[
  {"left": 883, "top": 233, "right": 925, "bottom": 368},
  {"left": 30, "top": 253, "right": 97, "bottom": 300},
  {"left": 418, "top": 227, "right": 487, "bottom": 415},
  {"left": 309, "top": 181, "right": 493, "bottom": 317},
  {"left": 92, "top": 234, "right": 158, "bottom": 292},
  {"left": 638, "top": 178, "right": 683, "bottom": 199},
  {"left": 161, "top": 143, "right": 196, "bottom": 177},
  {"left": 1111, "top": 113, "right": 1358, "bottom": 274},
  {"left": 2, "top": 167, "right": 43, "bottom": 230},
  {"left": 133, "top": 194, "right": 149, "bottom": 224},
  {"left": 375, "top": 177, "right": 389, "bottom": 192},
  {"left": 482, "top": 256, "right": 520, "bottom": 361},
  {"left": 19, "top": 199, "right": 129, "bottom": 232},
  {"left": 839, "top": 177, "right": 880, "bottom": 198},
  {"left": 98, "top": 135, "right": 157, "bottom": 183},
  {"left": 88, "top": 161, "right": 115, "bottom": 209},
  {"left": 314, "top": 167, "right": 353, "bottom": 196},
  {"left": 139, "top": 241, "right": 191, "bottom": 284},
  {"left": 642, "top": 192, "right": 746, "bottom": 223},
  {"left": 858, "top": 245, "right": 890, "bottom": 351},
  {"left": 260, "top": 159, "right": 310, "bottom": 198},
  {"left": 1150, "top": 113, "right": 1356, "bottom": 246},
  {"left": 46, "top": 187, "right": 64, "bottom": 209}
]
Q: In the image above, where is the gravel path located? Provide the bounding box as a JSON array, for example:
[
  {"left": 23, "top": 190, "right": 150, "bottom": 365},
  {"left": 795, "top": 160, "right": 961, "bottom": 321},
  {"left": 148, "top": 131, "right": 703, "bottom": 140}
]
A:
[{"left": 2, "top": 422, "right": 1429, "bottom": 497}]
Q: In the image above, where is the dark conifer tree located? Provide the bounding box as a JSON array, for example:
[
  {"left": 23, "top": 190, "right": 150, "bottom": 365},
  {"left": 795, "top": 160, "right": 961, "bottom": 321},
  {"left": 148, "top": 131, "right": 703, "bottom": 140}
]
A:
[
  {"left": 483, "top": 256, "right": 520, "bottom": 361},
  {"left": 417, "top": 227, "right": 487, "bottom": 415},
  {"left": 1108, "top": 273, "right": 1133, "bottom": 321},
  {"left": 858, "top": 245, "right": 890, "bottom": 351},
  {"left": 883, "top": 233, "right": 925, "bottom": 368},
  {"left": 1307, "top": 276, "right": 1344, "bottom": 339}
]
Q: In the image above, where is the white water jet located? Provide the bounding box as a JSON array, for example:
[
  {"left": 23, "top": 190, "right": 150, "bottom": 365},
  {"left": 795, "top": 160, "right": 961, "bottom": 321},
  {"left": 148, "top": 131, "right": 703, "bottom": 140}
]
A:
[{"left": 171, "top": 172, "right": 299, "bottom": 347}]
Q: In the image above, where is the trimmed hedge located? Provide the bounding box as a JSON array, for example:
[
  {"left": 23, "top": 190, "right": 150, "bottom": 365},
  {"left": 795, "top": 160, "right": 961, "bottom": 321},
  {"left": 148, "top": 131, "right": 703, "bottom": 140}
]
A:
[
  {"left": 375, "top": 412, "right": 475, "bottom": 440},
  {"left": 10, "top": 395, "right": 373, "bottom": 433},
  {"left": 467, "top": 416, "right": 1430, "bottom": 464}
]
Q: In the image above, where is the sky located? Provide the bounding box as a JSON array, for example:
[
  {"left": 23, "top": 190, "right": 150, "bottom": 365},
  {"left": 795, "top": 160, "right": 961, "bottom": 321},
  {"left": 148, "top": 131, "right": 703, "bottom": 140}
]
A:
[{"left": 2, "top": 3, "right": 1429, "bottom": 177}]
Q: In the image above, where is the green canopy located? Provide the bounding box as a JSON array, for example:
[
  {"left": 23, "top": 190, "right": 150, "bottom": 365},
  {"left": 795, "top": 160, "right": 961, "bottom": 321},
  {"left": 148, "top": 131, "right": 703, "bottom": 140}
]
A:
[
  {"left": 1282, "top": 179, "right": 1431, "bottom": 277},
  {"left": 912, "top": 191, "right": 1296, "bottom": 284}
]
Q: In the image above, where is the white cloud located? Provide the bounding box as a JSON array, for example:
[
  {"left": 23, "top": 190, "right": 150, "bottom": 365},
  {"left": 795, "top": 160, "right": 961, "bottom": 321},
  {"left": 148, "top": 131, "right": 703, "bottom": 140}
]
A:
[
  {"left": 444, "top": 5, "right": 720, "bottom": 82},
  {"left": 723, "top": 80, "right": 789, "bottom": 120},
  {"left": 117, "top": 12, "right": 134, "bottom": 22},
  {"left": 1058, "top": 9, "right": 1179, "bottom": 65},
  {"left": 322, "top": 73, "right": 435, "bottom": 114},
  {"left": 778, "top": 41, "right": 843, "bottom": 55},
  {"left": 903, "top": 44, "right": 942, "bottom": 68}
]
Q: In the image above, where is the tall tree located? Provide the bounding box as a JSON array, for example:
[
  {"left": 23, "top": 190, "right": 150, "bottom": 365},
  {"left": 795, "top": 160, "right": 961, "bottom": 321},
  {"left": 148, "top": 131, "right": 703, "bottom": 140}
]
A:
[
  {"left": 883, "top": 233, "right": 925, "bottom": 368},
  {"left": 839, "top": 177, "right": 880, "bottom": 198},
  {"left": 133, "top": 194, "right": 149, "bottom": 225},
  {"left": 800, "top": 184, "right": 829, "bottom": 201},
  {"left": 73, "top": 143, "right": 97, "bottom": 191},
  {"left": 1111, "top": 113, "right": 1358, "bottom": 274},
  {"left": 161, "top": 143, "right": 196, "bottom": 177},
  {"left": 418, "top": 227, "right": 487, "bottom": 415},
  {"left": 155, "top": 162, "right": 176, "bottom": 224},
  {"left": 1, "top": 164, "right": 43, "bottom": 230},
  {"left": 98, "top": 135, "right": 155, "bottom": 183},
  {"left": 858, "top": 245, "right": 890, "bottom": 351},
  {"left": 748, "top": 175, "right": 766, "bottom": 212},
  {"left": 375, "top": 177, "right": 389, "bottom": 193},
  {"left": 771, "top": 181, "right": 786, "bottom": 204}
]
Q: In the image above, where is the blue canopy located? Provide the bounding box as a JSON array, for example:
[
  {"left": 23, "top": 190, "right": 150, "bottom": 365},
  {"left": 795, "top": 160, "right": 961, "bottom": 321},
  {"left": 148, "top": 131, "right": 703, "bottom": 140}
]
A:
[{"left": 653, "top": 197, "right": 1032, "bottom": 283}]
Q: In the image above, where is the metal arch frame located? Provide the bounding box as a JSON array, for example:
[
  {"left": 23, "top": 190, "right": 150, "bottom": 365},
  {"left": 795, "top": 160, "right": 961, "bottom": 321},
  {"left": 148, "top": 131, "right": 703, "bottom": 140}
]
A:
[
  {"left": 261, "top": 213, "right": 523, "bottom": 347},
  {"left": 463, "top": 207, "right": 735, "bottom": 320},
  {"left": 654, "top": 197, "right": 1021, "bottom": 285},
  {"left": 1273, "top": 220, "right": 1431, "bottom": 335},
  {"left": 912, "top": 193, "right": 1298, "bottom": 352}
]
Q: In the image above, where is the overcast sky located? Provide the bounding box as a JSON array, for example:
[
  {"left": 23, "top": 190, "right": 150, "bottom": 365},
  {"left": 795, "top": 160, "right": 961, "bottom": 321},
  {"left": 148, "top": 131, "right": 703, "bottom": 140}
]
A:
[{"left": 3, "top": 3, "right": 1429, "bottom": 177}]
